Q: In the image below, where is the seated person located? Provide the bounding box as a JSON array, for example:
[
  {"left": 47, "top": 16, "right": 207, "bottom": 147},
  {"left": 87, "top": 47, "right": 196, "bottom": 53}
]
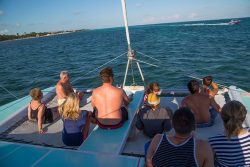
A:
[
  {"left": 91, "top": 67, "right": 131, "bottom": 129},
  {"left": 209, "top": 101, "right": 250, "bottom": 167},
  {"left": 28, "top": 88, "right": 53, "bottom": 134},
  {"left": 59, "top": 93, "right": 90, "bottom": 146},
  {"left": 136, "top": 93, "right": 172, "bottom": 138},
  {"left": 142, "top": 82, "right": 161, "bottom": 108},
  {"left": 56, "top": 70, "right": 84, "bottom": 106},
  {"left": 181, "top": 80, "right": 221, "bottom": 128},
  {"left": 201, "top": 76, "right": 219, "bottom": 98},
  {"left": 146, "top": 107, "right": 214, "bottom": 167}
]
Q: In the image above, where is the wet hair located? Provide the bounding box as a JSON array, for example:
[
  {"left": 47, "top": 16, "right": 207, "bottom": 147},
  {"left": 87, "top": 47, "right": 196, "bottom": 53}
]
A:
[
  {"left": 172, "top": 107, "right": 195, "bottom": 135},
  {"left": 29, "top": 88, "right": 43, "bottom": 100},
  {"left": 149, "top": 82, "right": 160, "bottom": 92},
  {"left": 187, "top": 80, "right": 199, "bottom": 94},
  {"left": 221, "top": 100, "right": 247, "bottom": 139},
  {"left": 100, "top": 67, "right": 114, "bottom": 83},
  {"left": 60, "top": 71, "right": 69, "bottom": 79},
  {"left": 203, "top": 76, "right": 213, "bottom": 86},
  {"left": 59, "top": 93, "right": 80, "bottom": 120}
]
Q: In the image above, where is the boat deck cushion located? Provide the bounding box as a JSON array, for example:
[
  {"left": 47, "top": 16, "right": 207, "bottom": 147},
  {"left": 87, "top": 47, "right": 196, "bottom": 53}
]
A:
[
  {"left": 35, "top": 149, "right": 140, "bottom": 167},
  {"left": 0, "top": 141, "right": 140, "bottom": 167},
  {"left": 78, "top": 91, "right": 144, "bottom": 154},
  {"left": 0, "top": 141, "right": 50, "bottom": 167}
]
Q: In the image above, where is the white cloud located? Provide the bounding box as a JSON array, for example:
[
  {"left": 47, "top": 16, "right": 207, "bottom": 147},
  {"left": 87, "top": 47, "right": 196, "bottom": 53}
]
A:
[
  {"left": 188, "top": 13, "right": 198, "bottom": 19},
  {"left": 0, "top": 29, "right": 9, "bottom": 34},
  {"left": 16, "top": 23, "right": 21, "bottom": 27},
  {"left": 142, "top": 14, "right": 182, "bottom": 24},
  {"left": 135, "top": 3, "right": 143, "bottom": 8},
  {"left": 142, "top": 16, "right": 158, "bottom": 24},
  {"left": 167, "top": 14, "right": 181, "bottom": 20},
  {"left": 0, "top": 10, "right": 4, "bottom": 16}
]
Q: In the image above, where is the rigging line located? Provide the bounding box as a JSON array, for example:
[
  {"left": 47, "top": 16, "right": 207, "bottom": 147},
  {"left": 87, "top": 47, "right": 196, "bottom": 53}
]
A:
[
  {"left": 133, "top": 58, "right": 159, "bottom": 67},
  {"left": 136, "top": 51, "right": 161, "bottom": 62},
  {"left": 71, "top": 51, "right": 127, "bottom": 84},
  {"left": 0, "top": 85, "right": 18, "bottom": 100},
  {"left": 1, "top": 52, "right": 127, "bottom": 111}
]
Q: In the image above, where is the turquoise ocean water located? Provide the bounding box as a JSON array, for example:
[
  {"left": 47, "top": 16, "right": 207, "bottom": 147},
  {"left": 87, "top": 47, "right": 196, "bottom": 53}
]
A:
[{"left": 0, "top": 18, "right": 250, "bottom": 106}]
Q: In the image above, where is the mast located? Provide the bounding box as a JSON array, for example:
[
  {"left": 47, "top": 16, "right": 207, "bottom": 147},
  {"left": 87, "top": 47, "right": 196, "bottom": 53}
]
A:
[{"left": 121, "top": 0, "right": 145, "bottom": 87}]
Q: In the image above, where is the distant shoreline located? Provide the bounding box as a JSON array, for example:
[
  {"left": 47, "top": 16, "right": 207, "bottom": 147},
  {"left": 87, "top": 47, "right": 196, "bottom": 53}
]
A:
[{"left": 0, "top": 29, "right": 87, "bottom": 42}]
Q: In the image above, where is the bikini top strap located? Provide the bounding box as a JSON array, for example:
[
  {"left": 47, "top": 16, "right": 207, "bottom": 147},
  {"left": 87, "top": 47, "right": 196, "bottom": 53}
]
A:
[{"left": 30, "top": 101, "right": 44, "bottom": 110}]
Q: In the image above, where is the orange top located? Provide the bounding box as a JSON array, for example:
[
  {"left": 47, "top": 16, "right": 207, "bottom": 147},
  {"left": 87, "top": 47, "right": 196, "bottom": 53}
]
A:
[{"left": 202, "top": 82, "right": 218, "bottom": 97}]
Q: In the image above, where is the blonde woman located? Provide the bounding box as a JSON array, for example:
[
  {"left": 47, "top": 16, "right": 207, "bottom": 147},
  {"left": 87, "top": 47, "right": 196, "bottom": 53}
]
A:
[
  {"left": 28, "top": 88, "right": 47, "bottom": 134},
  {"left": 209, "top": 101, "right": 250, "bottom": 166},
  {"left": 59, "top": 93, "right": 90, "bottom": 146}
]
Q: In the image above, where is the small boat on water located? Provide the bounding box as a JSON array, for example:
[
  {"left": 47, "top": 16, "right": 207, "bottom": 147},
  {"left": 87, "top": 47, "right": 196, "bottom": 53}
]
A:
[
  {"left": 0, "top": 1, "right": 250, "bottom": 167},
  {"left": 228, "top": 19, "right": 240, "bottom": 25}
]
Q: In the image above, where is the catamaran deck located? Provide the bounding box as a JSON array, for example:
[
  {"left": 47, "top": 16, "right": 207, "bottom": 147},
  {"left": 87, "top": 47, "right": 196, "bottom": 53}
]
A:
[
  {"left": 122, "top": 94, "right": 226, "bottom": 156},
  {"left": 0, "top": 89, "right": 227, "bottom": 156},
  {"left": 0, "top": 95, "right": 95, "bottom": 150},
  {"left": 1, "top": 86, "right": 250, "bottom": 167}
]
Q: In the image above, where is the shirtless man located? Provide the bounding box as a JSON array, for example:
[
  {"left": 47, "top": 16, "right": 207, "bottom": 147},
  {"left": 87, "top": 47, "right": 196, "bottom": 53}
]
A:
[
  {"left": 56, "top": 71, "right": 74, "bottom": 106},
  {"left": 181, "top": 80, "right": 221, "bottom": 127},
  {"left": 91, "top": 67, "right": 131, "bottom": 129}
]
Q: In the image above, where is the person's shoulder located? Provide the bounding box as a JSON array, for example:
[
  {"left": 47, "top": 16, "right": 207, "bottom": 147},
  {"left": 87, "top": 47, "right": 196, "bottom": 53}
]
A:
[
  {"left": 116, "top": 86, "right": 125, "bottom": 92},
  {"left": 196, "top": 139, "right": 211, "bottom": 150},
  {"left": 196, "top": 138, "right": 213, "bottom": 157},
  {"left": 161, "top": 107, "right": 173, "bottom": 117},
  {"left": 152, "top": 133, "right": 163, "bottom": 142},
  {"left": 208, "top": 133, "right": 227, "bottom": 143},
  {"left": 56, "top": 80, "right": 62, "bottom": 85},
  {"left": 183, "top": 94, "right": 192, "bottom": 100},
  {"left": 140, "top": 106, "right": 151, "bottom": 113},
  {"left": 56, "top": 81, "right": 63, "bottom": 89},
  {"left": 92, "top": 86, "right": 102, "bottom": 93},
  {"left": 38, "top": 103, "right": 46, "bottom": 111},
  {"left": 182, "top": 95, "right": 192, "bottom": 104}
]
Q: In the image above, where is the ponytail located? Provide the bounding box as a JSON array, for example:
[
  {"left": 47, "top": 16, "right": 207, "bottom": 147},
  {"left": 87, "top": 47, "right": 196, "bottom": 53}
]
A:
[{"left": 221, "top": 101, "right": 247, "bottom": 139}]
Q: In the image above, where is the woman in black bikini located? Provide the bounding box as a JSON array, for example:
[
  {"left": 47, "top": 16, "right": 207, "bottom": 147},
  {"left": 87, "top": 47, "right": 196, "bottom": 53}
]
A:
[{"left": 28, "top": 88, "right": 47, "bottom": 134}]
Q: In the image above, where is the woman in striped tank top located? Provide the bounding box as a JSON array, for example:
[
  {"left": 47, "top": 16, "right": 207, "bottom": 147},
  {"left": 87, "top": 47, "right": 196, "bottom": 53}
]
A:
[
  {"left": 208, "top": 101, "right": 250, "bottom": 167},
  {"left": 146, "top": 107, "right": 214, "bottom": 167}
]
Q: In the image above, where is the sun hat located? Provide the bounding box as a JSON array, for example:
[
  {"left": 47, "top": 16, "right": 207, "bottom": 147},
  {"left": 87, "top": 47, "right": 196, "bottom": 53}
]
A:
[{"left": 148, "top": 93, "right": 160, "bottom": 106}]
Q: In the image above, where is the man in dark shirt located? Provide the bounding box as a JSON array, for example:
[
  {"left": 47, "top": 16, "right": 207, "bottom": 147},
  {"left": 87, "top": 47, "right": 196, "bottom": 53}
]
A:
[{"left": 135, "top": 93, "right": 172, "bottom": 138}]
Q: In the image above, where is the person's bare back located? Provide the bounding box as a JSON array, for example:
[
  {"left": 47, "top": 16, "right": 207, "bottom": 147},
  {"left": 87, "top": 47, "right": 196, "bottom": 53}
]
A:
[
  {"left": 182, "top": 80, "right": 220, "bottom": 124},
  {"left": 182, "top": 93, "right": 213, "bottom": 123},
  {"left": 91, "top": 67, "right": 130, "bottom": 126},
  {"left": 56, "top": 81, "right": 73, "bottom": 99},
  {"left": 56, "top": 71, "right": 74, "bottom": 101}
]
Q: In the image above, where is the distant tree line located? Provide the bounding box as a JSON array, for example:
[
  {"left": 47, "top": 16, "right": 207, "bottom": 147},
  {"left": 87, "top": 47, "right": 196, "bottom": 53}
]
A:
[
  {"left": 0, "top": 29, "right": 87, "bottom": 41},
  {"left": 0, "top": 32, "right": 48, "bottom": 41}
]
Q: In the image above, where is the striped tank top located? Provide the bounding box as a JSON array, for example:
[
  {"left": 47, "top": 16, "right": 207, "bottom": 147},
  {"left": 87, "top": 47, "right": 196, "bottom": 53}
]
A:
[
  {"left": 208, "top": 129, "right": 250, "bottom": 167},
  {"left": 152, "top": 134, "right": 198, "bottom": 167}
]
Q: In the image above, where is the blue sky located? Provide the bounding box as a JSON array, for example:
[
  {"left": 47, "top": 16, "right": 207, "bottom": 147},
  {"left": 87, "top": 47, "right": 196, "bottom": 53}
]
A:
[{"left": 0, "top": 0, "right": 249, "bottom": 35}]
